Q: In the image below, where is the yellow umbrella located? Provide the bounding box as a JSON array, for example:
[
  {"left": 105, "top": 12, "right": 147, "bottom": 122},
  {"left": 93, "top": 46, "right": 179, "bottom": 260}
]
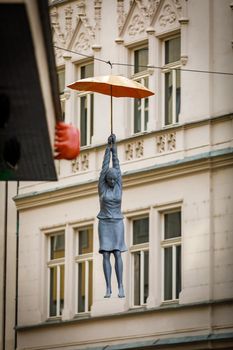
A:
[{"left": 68, "top": 75, "right": 154, "bottom": 133}]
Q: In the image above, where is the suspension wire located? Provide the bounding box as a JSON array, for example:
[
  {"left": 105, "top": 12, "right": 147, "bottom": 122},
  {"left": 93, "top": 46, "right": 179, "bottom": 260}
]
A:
[{"left": 54, "top": 45, "right": 233, "bottom": 77}]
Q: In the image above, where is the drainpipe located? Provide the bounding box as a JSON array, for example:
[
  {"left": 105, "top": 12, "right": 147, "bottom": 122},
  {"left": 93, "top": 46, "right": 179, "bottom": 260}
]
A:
[
  {"left": 2, "top": 181, "right": 8, "bottom": 350},
  {"left": 14, "top": 181, "right": 19, "bottom": 350}
]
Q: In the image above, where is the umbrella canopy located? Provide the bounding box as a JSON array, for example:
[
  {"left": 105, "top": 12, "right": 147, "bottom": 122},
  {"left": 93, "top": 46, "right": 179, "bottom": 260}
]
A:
[
  {"left": 68, "top": 75, "right": 154, "bottom": 98},
  {"left": 67, "top": 75, "right": 154, "bottom": 133}
]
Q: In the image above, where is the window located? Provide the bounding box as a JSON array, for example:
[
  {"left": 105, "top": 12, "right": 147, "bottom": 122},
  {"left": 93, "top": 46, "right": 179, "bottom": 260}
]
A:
[
  {"left": 132, "top": 47, "right": 149, "bottom": 134},
  {"left": 163, "top": 36, "right": 181, "bottom": 126},
  {"left": 75, "top": 226, "right": 93, "bottom": 313},
  {"left": 76, "top": 62, "right": 94, "bottom": 147},
  {"left": 161, "top": 210, "right": 181, "bottom": 301},
  {"left": 130, "top": 216, "right": 149, "bottom": 306},
  {"left": 47, "top": 232, "right": 65, "bottom": 317},
  {"left": 57, "top": 68, "right": 65, "bottom": 120}
]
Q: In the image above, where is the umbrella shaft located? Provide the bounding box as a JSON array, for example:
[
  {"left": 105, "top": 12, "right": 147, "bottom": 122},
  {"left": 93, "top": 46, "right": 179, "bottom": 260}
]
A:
[{"left": 110, "top": 86, "right": 113, "bottom": 134}]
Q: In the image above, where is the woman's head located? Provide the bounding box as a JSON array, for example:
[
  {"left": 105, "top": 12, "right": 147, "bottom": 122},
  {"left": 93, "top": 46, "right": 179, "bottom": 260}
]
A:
[{"left": 106, "top": 168, "right": 117, "bottom": 187}]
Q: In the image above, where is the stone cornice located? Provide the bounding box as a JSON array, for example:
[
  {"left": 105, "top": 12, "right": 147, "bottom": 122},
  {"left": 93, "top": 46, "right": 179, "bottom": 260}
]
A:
[
  {"left": 14, "top": 148, "right": 233, "bottom": 211},
  {"left": 16, "top": 297, "right": 233, "bottom": 331}
]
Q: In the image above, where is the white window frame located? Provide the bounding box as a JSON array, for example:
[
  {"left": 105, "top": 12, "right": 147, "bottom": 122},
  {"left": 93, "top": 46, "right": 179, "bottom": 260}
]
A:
[
  {"left": 57, "top": 67, "right": 66, "bottom": 121},
  {"left": 161, "top": 209, "right": 182, "bottom": 302},
  {"left": 131, "top": 45, "right": 150, "bottom": 135},
  {"left": 76, "top": 61, "right": 94, "bottom": 147},
  {"left": 162, "top": 35, "right": 181, "bottom": 127},
  {"left": 74, "top": 226, "right": 93, "bottom": 314},
  {"left": 47, "top": 231, "right": 65, "bottom": 318},
  {"left": 130, "top": 215, "right": 149, "bottom": 307}
]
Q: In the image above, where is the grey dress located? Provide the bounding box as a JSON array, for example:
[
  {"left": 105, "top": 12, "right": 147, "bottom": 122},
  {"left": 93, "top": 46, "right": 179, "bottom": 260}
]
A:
[{"left": 97, "top": 144, "right": 127, "bottom": 253}]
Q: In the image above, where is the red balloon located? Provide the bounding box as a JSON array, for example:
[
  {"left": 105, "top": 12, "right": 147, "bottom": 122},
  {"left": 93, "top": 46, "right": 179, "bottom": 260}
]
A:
[{"left": 54, "top": 122, "right": 80, "bottom": 160}]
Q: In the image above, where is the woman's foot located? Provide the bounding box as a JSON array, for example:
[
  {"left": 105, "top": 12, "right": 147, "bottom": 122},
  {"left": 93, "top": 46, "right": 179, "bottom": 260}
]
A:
[
  {"left": 118, "top": 285, "right": 125, "bottom": 298},
  {"left": 104, "top": 287, "right": 112, "bottom": 298}
]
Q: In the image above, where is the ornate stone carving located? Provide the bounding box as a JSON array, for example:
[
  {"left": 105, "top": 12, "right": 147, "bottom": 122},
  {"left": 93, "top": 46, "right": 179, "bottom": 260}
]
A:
[
  {"left": 172, "top": 0, "right": 182, "bottom": 10},
  {"left": 71, "top": 153, "right": 89, "bottom": 173},
  {"left": 128, "top": 14, "right": 145, "bottom": 36},
  {"left": 125, "top": 140, "right": 144, "bottom": 160},
  {"left": 156, "top": 133, "right": 176, "bottom": 153},
  {"left": 94, "top": 0, "right": 102, "bottom": 31},
  {"left": 74, "top": 32, "right": 91, "bottom": 51},
  {"left": 159, "top": 4, "right": 176, "bottom": 27},
  {"left": 167, "top": 133, "right": 176, "bottom": 151},
  {"left": 125, "top": 143, "right": 134, "bottom": 161},
  {"left": 135, "top": 140, "right": 144, "bottom": 158},
  {"left": 117, "top": 0, "right": 126, "bottom": 33},
  {"left": 157, "top": 135, "right": 166, "bottom": 153},
  {"left": 64, "top": 5, "right": 73, "bottom": 43},
  {"left": 147, "top": 0, "right": 161, "bottom": 19}
]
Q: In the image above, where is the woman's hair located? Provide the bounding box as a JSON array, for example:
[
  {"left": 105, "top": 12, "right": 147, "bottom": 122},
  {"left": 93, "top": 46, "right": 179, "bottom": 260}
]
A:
[{"left": 106, "top": 167, "right": 117, "bottom": 180}]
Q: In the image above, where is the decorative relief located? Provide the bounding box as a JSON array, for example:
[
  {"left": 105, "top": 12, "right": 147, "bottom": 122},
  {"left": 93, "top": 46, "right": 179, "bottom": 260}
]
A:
[
  {"left": 74, "top": 32, "right": 91, "bottom": 52},
  {"left": 94, "top": 0, "right": 102, "bottom": 31},
  {"left": 159, "top": 4, "right": 176, "bottom": 27},
  {"left": 172, "top": 0, "right": 182, "bottom": 11},
  {"left": 71, "top": 153, "right": 89, "bottom": 173},
  {"left": 147, "top": 0, "right": 161, "bottom": 19},
  {"left": 64, "top": 6, "right": 74, "bottom": 43},
  {"left": 128, "top": 14, "right": 145, "bottom": 36},
  {"left": 156, "top": 133, "right": 176, "bottom": 153},
  {"left": 135, "top": 140, "right": 144, "bottom": 158},
  {"left": 125, "top": 143, "right": 134, "bottom": 161},
  {"left": 117, "top": 0, "right": 127, "bottom": 33},
  {"left": 125, "top": 140, "right": 144, "bottom": 160}
]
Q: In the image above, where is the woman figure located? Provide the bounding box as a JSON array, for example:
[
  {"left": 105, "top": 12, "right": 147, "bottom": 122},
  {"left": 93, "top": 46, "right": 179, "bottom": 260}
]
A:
[{"left": 97, "top": 134, "right": 127, "bottom": 298}]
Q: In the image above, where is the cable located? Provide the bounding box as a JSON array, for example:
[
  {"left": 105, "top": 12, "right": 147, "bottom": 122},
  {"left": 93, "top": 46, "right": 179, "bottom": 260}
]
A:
[{"left": 54, "top": 45, "right": 233, "bottom": 76}]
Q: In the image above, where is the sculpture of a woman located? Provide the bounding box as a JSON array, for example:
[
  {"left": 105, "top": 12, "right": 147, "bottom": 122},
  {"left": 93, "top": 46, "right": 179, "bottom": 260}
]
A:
[{"left": 97, "top": 134, "right": 127, "bottom": 298}]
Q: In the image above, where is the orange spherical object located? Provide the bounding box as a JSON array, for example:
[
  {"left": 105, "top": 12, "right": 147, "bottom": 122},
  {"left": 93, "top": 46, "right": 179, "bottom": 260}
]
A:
[{"left": 54, "top": 122, "right": 80, "bottom": 160}]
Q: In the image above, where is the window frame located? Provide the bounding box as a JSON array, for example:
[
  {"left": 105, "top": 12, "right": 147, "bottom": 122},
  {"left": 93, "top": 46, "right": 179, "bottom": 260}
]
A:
[
  {"left": 74, "top": 225, "right": 94, "bottom": 314},
  {"left": 57, "top": 67, "right": 66, "bottom": 121},
  {"left": 75, "top": 61, "right": 94, "bottom": 147},
  {"left": 131, "top": 45, "right": 150, "bottom": 135},
  {"left": 160, "top": 209, "right": 182, "bottom": 303},
  {"left": 162, "top": 34, "right": 181, "bottom": 127},
  {"left": 129, "top": 214, "right": 150, "bottom": 307},
  {"left": 47, "top": 231, "right": 65, "bottom": 319}
]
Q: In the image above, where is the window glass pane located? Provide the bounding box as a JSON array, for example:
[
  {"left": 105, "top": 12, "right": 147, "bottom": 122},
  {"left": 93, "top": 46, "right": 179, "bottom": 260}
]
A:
[
  {"left": 134, "top": 99, "right": 141, "bottom": 133},
  {"left": 50, "top": 234, "right": 65, "bottom": 260},
  {"left": 176, "top": 245, "right": 181, "bottom": 299},
  {"left": 165, "top": 71, "right": 173, "bottom": 125},
  {"left": 144, "top": 98, "right": 149, "bottom": 131},
  {"left": 61, "top": 100, "right": 65, "bottom": 121},
  {"left": 60, "top": 265, "right": 65, "bottom": 315},
  {"left": 165, "top": 37, "right": 180, "bottom": 64},
  {"left": 164, "top": 247, "right": 172, "bottom": 300},
  {"left": 164, "top": 212, "right": 181, "bottom": 239},
  {"left": 134, "top": 48, "right": 148, "bottom": 73},
  {"left": 58, "top": 69, "right": 65, "bottom": 94},
  {"left": 78, "top": 228, "right": 93, "bottom": 255},
  {"left": 133, "top": 217, "right": 149, "bottom": 245},
  {"left": 134, "top": 252, "right": 140, "bottom": 306},
  {"left": 144, "top": 251, "right": 149, "bottom": 304},
  {"left": 78, "top": 262, "right": 85, "bottom": 312},
  {"left": 49, "top": 266, "right": 57, "bottom": 316},
  {"left": 176, "top": 70, "right": 181, "bottom": 122},
  {"left": 81, "top": 63, "right": 94, "bottom": 79},
  {"left": 90, "top": 94, "right": 94, "bottom": 141},
  {"left": 88, "top": 260, "right": 93, "bottom": 311},
  {"left": 80, "top": 96, "right": 87, "bottom": 146}
]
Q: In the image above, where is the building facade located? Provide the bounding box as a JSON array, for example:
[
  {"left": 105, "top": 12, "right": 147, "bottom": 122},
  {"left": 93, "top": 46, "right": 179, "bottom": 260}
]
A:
[{"left": 13, "top": 0, "right": 233, "bottom": 349}]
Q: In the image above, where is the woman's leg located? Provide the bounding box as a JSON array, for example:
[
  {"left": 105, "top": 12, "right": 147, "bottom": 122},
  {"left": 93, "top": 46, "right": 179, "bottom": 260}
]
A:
[
  {"left": 113, "top": 250, "right": 125, "bottom": 298},
  {"left": 102, "top": 251, "right": 112, "bottom": 298}
]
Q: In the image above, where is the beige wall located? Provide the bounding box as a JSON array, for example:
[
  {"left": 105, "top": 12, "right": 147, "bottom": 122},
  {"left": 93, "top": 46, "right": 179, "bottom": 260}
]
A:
[{"left": 12, "top": 0, "right": 233, "bottom": 349}]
